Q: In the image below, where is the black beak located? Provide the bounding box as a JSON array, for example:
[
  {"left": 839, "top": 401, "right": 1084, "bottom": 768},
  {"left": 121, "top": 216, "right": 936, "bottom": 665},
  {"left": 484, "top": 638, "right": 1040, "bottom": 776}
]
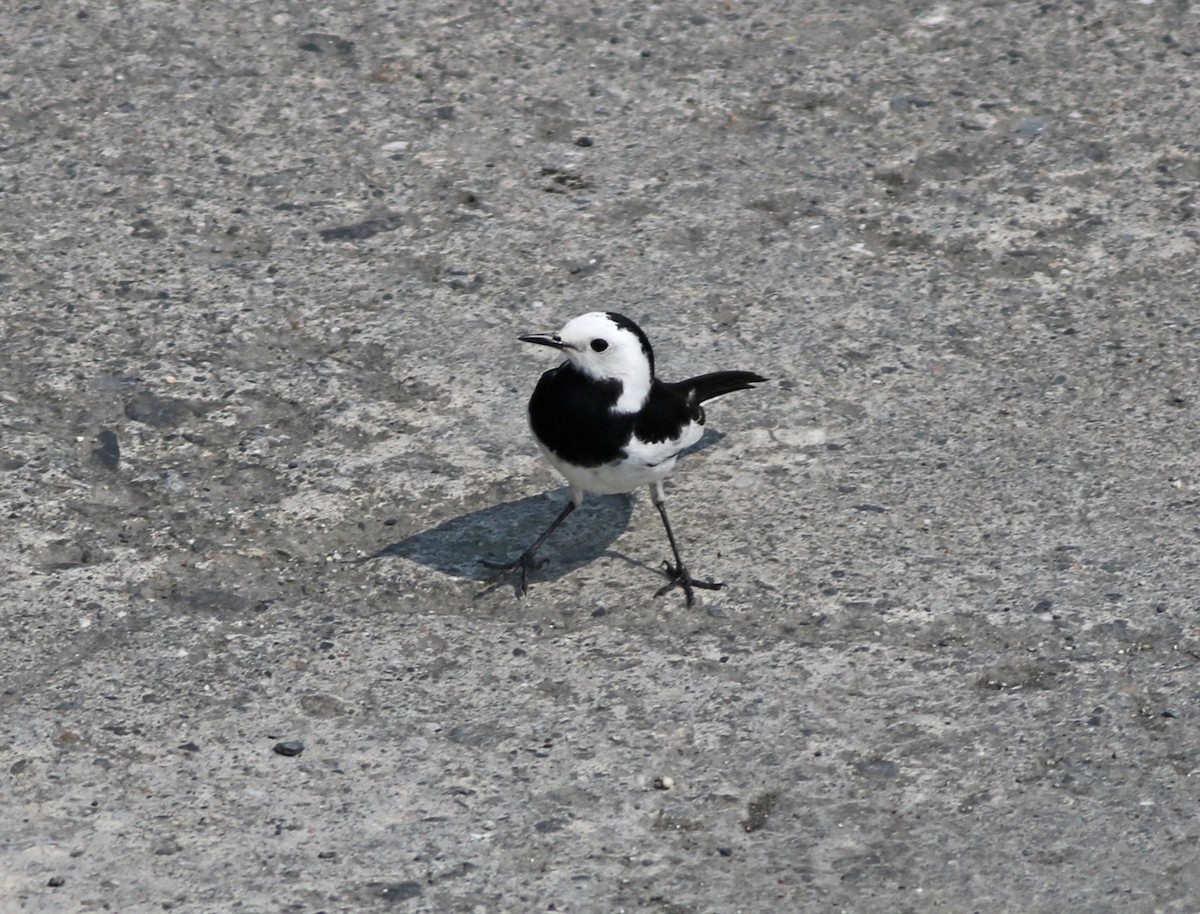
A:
[{"left": 520, "top": 333, "right": 570, "bottom": 350}]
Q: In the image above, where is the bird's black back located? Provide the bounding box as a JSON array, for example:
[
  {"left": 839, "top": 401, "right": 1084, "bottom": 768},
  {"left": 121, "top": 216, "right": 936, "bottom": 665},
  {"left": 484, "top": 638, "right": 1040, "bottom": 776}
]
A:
[{"left": 530, "top": 365, "right": 768, "bottom": 464}]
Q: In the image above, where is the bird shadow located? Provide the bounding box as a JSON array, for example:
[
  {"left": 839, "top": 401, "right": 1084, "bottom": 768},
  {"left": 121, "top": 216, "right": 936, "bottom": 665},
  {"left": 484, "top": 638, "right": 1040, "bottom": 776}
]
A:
[
  {"left": 351, "top": 429, "right": 728, "bottom": 592},
  {"left": 353, "top": 489, "right": 637, "bottom": 586}
]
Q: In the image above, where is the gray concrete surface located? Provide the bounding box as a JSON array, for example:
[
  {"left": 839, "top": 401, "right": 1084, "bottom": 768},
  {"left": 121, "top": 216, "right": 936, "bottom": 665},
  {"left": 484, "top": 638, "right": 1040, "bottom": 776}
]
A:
[{"left": 2, "top": 1, "right": 1199, "bottom": 911}]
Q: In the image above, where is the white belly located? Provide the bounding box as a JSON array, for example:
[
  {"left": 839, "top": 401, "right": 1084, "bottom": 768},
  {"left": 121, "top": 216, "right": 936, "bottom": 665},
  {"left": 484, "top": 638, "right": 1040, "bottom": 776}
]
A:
[{"left": 535, "top": 421, "right": 703, "bottom": 496}]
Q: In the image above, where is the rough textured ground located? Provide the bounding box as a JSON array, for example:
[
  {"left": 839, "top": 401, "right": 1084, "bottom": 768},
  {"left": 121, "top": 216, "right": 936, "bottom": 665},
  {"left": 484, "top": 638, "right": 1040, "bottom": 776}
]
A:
[{"left": 2, "top": 1, "right": 1199, "bottom": 912}]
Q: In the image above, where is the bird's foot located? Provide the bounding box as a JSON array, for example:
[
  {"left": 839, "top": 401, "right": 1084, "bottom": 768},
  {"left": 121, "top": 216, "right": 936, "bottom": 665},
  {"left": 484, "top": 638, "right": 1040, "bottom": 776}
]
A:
[
  {"left": 655, "top": 561, "right": 724, "bottom": 607},
  {"left": 477, "top": 553, "right": 548, "bottom": 598}
]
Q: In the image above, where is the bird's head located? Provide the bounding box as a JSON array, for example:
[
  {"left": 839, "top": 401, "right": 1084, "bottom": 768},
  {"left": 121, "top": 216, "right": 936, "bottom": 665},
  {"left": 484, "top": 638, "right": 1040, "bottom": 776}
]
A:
[{"left": 521, "top": 311, "right": 655, "bottom": 411}]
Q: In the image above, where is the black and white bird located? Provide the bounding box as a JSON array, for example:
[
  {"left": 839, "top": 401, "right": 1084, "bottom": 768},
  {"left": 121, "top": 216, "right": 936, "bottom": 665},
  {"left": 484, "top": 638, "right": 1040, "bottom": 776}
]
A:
[{"left": 482, "top": 311, "right": 766, "bottom": 606}]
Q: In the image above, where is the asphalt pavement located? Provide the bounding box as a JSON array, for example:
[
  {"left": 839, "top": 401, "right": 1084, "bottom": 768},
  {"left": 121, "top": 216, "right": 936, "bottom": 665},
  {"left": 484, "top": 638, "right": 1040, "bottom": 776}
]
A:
[{"left": 2, "top": 2, "right": 1199, "bottom": 912}]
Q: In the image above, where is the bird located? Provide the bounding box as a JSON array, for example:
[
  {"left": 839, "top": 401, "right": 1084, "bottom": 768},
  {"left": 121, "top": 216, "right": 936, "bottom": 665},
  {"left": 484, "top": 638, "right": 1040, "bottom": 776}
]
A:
[{"left": 480, "top": 311, "right": 767, "bottom": 606}]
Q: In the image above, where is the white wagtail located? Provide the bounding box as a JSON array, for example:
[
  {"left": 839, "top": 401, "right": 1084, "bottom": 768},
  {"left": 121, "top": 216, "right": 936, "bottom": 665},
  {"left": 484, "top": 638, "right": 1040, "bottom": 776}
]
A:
[{"left": 481, "top": 311, "right": 766, "bottom": 606}]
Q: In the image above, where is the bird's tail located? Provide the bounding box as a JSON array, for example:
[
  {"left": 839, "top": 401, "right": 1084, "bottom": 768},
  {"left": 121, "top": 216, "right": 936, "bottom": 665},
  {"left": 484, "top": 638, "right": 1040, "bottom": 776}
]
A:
[{"left": 675, "top": 370, "right": 768, "bottom": 404}]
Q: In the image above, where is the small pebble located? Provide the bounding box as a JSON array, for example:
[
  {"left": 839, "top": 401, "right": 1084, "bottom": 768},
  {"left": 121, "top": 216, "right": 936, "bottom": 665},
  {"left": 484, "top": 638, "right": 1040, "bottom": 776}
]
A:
[
  {"left": 153, "top": 837, "right": 182, "bottom": 856},
  {"left": 274, "top": 740, "right": 305, "bottom": 757},
  {"left": 652, "top": 776, "right": 674, "bottom": 790},
  {"left": 48, "top": 876, "right": 65, "bottom": 888}
]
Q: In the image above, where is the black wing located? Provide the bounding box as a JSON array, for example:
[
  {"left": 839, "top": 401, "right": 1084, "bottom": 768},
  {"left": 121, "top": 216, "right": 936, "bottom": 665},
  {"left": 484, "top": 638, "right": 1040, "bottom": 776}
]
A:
[{"left": 634, "top": 379, "right": 696, "bottom": 445}]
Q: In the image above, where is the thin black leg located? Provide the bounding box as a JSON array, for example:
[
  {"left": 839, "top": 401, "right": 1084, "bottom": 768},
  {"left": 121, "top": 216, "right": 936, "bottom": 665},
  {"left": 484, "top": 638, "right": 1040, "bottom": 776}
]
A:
[
  {"left": 652, "top": 497, "right": 723, "bottom": 607},
  {"left": 478, "top": 499, "right": 576, "bottom": 597}
]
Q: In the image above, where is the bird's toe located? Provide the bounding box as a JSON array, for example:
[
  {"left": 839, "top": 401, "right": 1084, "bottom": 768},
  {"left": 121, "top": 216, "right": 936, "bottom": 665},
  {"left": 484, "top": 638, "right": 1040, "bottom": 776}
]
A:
[
  {"left": 478, "top": 552, "right": 547, "bottom": 594},
  {"left": 654, "top": 561, "right": 724, "bottom": 606}
]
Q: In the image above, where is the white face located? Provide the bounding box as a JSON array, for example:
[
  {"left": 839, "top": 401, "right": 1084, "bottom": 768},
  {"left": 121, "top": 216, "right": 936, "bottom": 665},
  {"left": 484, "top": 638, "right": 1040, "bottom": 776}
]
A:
[
  {"left": 551, "top": 311, "right": 654, "bottom": 412},
  {"left": 555, "top": 312, "right": 648, "bottom": 381}
]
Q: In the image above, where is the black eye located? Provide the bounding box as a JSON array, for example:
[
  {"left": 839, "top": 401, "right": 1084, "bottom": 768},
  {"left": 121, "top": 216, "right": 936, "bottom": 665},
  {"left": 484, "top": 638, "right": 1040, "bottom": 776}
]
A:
[{"left": 590, "top": 339, "right": 609, "bottom": 352}]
